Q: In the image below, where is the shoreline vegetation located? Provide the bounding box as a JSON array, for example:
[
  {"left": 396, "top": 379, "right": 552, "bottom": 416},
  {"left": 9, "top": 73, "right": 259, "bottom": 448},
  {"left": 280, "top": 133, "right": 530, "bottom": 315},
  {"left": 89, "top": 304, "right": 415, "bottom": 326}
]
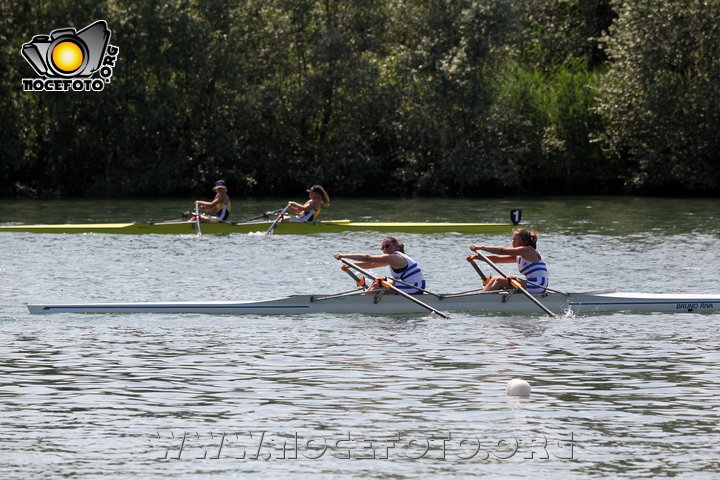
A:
[{"left": 2, "top": 0, "right": 719, "bottom": 199}]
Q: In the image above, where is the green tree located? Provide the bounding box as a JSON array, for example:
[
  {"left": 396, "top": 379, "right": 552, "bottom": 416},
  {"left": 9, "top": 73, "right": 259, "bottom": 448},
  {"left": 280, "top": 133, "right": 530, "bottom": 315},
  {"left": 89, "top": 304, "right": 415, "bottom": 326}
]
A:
[
  {"left": 512, "top": 0, "right": 615, "bottom": 70},
  {"left": 596, "top": 0, "right": 720, "bottom": 192},
  {"left": 484, "top": 0, "right": 612, "bottom": 193},
  {"left": 218, "top": 0, "right": 396, "bottom": 195},
  {"left": 488, "top": 58, "right": 607, "bottom": 192},
  {"left": 3, "top": 0, "right": 718, "bottom": 198},
  {"left": 386, "top": 0, "right": 515, "bottom": 195}
]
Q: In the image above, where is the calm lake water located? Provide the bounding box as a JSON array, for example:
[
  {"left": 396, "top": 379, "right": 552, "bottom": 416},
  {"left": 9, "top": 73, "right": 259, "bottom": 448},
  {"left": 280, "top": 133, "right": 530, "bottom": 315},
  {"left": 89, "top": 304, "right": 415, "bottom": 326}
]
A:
[{"left": 1, "top": 197, "right": 719, "bottom": 479}]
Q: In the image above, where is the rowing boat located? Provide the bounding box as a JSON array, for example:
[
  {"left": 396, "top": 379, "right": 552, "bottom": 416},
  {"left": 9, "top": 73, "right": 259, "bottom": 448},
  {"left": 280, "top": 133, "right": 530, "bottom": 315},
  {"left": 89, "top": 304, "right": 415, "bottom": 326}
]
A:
[
  {"left": 27, "top": 289, "right": 719, "bottom": 315},
  {"left": 0, "top": 219, "right": 514, "bottom": 235}
]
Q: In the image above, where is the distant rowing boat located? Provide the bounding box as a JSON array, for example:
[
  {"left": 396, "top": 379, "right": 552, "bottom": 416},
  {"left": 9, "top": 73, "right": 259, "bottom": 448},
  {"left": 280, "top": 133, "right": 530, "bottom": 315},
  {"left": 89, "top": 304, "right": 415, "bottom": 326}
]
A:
[
  {"left": 27, "top": 289, "right": 719, "bottom": 315},
  {"left": 0, "top": 219, "right": 514, "bottom": 235}
]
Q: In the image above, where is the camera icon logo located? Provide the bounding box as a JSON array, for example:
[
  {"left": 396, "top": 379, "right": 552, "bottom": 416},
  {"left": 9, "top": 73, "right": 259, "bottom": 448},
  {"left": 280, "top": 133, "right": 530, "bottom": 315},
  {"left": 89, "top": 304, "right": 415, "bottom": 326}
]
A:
[{"left": 21, "top": 20, "right": 119, "bottom": 92}]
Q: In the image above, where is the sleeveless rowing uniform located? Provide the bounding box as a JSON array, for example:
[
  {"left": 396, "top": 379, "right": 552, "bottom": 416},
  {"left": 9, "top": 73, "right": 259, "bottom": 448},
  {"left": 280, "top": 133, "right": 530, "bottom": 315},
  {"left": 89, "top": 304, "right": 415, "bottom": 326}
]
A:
[
  {"left": 517, "top": 248, "right": 549, "bottom": 293},
  {"left": 389, "top": 252, "right": 426, "bottom": 295},
  {"left": 212, "top": 200, "right": 231, "bottom": 221},
  {"left": 288, "top": 207, "right": 320, "bottom": 223}
]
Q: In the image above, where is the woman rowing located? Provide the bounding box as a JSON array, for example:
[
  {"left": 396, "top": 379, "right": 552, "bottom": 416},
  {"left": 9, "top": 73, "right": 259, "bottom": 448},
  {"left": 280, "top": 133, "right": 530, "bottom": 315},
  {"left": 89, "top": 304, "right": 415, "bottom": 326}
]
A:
[
  {"left": 467, "top": 228, "right": 549, "bottom": 293},
  {"left": 284, "top": 185, "right": 330, "bottom": 222},
  {"left": 187, "top": 180, "right": 231, "bottom": 223},
  {"left": 333, "top": 237, "right": 426, "bottom": 294}
]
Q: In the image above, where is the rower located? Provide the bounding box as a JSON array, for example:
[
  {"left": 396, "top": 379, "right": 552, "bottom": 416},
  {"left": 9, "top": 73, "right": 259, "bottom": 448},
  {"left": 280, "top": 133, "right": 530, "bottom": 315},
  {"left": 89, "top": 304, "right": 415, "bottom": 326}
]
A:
[
  {"left": 468, "top": 228, "right": 549, "bottom": 293},
  {"left": 186, "top": 180, "right": 231, "bottom": 223},
  {"left": 284, "top": 185, "right": 330, "bottom": 222},
  {"left": 333, "top": 237, "right": 426, "bottom": 294}
]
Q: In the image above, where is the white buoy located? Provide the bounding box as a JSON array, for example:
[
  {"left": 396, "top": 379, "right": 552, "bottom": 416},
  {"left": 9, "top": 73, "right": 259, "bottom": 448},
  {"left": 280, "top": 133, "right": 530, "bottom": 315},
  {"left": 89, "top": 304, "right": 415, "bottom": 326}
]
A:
[{"left": 506, "top": 378, "right": 531, "bottom": 396}]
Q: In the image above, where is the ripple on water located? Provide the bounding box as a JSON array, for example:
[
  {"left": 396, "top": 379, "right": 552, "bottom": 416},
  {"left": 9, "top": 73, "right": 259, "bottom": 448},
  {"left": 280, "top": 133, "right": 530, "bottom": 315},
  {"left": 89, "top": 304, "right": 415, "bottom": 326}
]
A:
[{"left": 2, "top": 198, "right": 720, "bottom": 479}]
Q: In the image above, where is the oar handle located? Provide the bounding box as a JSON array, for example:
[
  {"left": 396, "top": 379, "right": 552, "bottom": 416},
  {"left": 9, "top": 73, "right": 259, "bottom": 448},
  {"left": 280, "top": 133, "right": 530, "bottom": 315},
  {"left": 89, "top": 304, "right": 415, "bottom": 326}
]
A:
[
  {"left": 466, "top": 256, "right": 489, "bottom": 284},
  {"left": 471, "top": 250, "right": 509, "bottom": 279},
  {"left": 340, "top": 259, "right": 450, "bottom": 319}
]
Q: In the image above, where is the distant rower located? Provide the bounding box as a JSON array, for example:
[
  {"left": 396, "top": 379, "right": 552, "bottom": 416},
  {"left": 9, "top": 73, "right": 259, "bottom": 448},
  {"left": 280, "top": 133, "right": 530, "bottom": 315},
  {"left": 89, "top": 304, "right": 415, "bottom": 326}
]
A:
[
  {"left": 185, "top": 180, "right": 231, "bottom": 223},
  {"left": 285, "top": 185, "right": 330, "bottom": 222}
]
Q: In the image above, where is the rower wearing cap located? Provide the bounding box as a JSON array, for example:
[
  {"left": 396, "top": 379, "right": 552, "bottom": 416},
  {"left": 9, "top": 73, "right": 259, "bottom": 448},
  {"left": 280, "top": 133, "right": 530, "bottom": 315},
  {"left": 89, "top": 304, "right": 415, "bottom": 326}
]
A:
[
  {"left": 188, "top": 180, "right": 232, "bottom": 223},
  {"left": 286, "top": 185, "right": 330, "bottom": 222}
]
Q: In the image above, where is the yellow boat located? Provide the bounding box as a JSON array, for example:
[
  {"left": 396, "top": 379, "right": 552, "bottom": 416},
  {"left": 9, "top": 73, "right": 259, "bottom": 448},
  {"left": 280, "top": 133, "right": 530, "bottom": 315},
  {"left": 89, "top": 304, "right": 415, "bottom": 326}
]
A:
[{"left": 0, "top": 219, "right": 515, "bottom": 235}]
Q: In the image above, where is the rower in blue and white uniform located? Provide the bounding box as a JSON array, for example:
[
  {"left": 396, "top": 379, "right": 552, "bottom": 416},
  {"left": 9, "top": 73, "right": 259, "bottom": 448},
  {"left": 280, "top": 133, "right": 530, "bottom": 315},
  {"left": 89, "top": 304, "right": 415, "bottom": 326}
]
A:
[
  {"left": 388, "top": 250, "right": 426, "bottom": 294},
  {"left": 469, "top": 228, "right": 549, "bottom": 293},
  {"left": 516, "top": 251, "right": 549, "bottom": 293},
  {"left": 332, "top": 237, "right": 427, "bottom": 295}
]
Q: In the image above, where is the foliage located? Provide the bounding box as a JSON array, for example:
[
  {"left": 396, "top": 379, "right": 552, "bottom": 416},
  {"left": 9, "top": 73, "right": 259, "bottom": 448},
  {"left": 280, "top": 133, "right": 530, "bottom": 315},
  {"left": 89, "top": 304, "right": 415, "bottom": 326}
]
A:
[
  {"left": 596, "top": 0, "right": 720, "bottom": 192},
  {"left": 511, "top": 0, "right": 616, "bottom": 69},
  {"left": 487, "top": 58, "right": 607, "bottom": 193},
  {"left": 0, "top": 0, "right": 717, "bottom": 198}
]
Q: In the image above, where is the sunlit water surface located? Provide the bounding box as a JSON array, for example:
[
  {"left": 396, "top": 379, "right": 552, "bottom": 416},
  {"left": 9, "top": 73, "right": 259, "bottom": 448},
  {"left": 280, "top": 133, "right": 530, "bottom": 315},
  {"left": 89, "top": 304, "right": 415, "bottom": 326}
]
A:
[{"left": 1, "top": 197, "right": 719, "bottom": 479}]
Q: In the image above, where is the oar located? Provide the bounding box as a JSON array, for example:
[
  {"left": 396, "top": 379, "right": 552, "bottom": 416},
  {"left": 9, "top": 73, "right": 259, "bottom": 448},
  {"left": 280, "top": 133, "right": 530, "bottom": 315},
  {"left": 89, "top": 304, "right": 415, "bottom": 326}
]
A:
[
  {"left": 390, "top": 277, "right": 444, "bottom": 298},
  {"left": 265, "top": 204, "right": 291, "bottom": 235},
  {"left": 341, "top": 264, "right": 367, "bottom": 289},
  {"left": 158, "top": 216, "right": 236, "bottom": 226},
  {"left": 237, "top": 209, "right": 283, "bottom": 224},
  {"left": 194, "top": 203, "right": 202, "bottom": 236},
  {"left": 340, "top": 259, "right": 450, "bottom": 319},
  {"left": 466, "top": 257, "right": 489, "bottom": 285},
  {"left": 471, "top": 250, "right": 555, "bottom": 317}
]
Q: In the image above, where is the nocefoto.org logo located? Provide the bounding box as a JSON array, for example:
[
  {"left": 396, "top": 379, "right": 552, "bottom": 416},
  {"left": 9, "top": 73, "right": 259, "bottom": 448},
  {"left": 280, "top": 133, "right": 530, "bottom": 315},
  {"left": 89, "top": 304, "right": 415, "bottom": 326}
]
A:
[{"left": 21, "top": 20, "right": 119, "bottom": 92}]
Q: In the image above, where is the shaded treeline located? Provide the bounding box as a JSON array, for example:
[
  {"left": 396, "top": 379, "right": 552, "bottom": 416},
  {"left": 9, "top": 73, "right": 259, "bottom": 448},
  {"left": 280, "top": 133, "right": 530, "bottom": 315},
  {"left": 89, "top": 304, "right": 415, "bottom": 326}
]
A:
[{"left": 1, "top": 0, "right": 718, "bottom": 198}]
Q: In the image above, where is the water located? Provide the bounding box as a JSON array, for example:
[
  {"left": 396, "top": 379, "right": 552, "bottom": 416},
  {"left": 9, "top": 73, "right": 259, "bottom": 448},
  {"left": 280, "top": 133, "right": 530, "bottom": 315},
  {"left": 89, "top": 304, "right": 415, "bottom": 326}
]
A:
[{"left": 1, "top": 197, "right": 719, "bottom": 479}]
